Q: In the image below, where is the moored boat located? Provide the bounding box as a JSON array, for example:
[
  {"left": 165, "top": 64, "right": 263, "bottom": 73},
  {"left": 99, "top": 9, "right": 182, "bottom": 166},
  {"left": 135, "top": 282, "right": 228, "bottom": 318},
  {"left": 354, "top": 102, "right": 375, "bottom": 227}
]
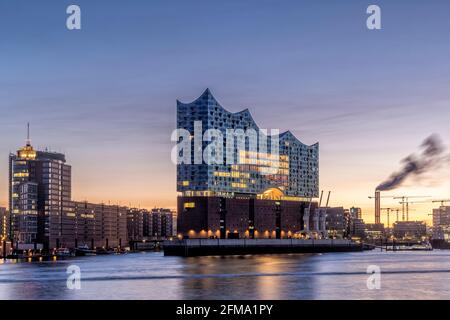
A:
[
  {"left": 55, "top": 247, "right": 73, "bottom": 257},
  {"left": 75, "top": 244, "right": 96, "bottom": 256}
]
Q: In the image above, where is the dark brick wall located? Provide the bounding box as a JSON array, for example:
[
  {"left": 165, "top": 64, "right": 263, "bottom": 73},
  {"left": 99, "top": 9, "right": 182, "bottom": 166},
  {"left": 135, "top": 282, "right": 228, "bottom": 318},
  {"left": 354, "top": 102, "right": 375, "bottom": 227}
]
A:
[{"left": 177, "top": 196, "right": 317, "bottom": 238}]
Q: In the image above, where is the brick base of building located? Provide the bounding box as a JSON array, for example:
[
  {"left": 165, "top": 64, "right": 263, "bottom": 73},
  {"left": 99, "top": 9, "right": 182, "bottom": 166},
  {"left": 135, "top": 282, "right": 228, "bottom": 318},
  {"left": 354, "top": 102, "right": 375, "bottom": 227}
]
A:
[{"left": 177, "top": 196, "right": 317, "bottom": 239}]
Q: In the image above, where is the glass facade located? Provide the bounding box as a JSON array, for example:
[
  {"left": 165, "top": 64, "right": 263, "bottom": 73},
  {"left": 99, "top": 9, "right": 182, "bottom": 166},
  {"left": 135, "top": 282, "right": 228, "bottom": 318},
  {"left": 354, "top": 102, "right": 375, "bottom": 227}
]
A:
[
  {"left": 9, "top": 143, "right": 38, "bottom": 243},
  {"left": 176, "top": 89, "right": 319, "bottom": 199},
  {"left": 9, "top": 141, "right": 72, "bottom": 247}
]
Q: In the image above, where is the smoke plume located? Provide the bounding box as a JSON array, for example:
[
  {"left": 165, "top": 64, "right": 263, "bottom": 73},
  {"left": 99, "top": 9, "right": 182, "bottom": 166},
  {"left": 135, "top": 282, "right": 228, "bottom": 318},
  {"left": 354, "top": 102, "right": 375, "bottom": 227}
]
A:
[{"left": 376, "top": 134, "right": 448, "bottom": 191}]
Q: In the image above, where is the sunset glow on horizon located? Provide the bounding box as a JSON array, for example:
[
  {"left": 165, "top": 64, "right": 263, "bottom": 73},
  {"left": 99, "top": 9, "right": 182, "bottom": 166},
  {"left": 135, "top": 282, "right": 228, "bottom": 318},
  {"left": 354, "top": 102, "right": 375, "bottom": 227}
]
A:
[{"left": 2, "top": 0, "right": 450, "bottom": 226}]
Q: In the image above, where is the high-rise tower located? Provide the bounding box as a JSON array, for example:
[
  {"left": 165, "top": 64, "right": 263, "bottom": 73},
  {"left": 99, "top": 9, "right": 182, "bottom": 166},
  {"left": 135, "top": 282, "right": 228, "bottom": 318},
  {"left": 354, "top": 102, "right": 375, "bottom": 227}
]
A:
[{"left": 9, "top": 125, "right": 72, "bottom": 249}]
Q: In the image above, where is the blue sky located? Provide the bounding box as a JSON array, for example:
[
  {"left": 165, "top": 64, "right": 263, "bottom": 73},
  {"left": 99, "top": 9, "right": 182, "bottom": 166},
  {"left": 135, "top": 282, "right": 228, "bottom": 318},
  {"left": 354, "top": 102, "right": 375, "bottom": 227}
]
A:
[{"left": 1, "top": 0, "right": 450, "bottom": 222}]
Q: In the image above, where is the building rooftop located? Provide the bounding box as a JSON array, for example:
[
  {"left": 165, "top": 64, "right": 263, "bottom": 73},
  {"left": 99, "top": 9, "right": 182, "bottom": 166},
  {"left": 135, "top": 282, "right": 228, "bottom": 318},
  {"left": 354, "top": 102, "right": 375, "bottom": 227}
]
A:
[{"left": 178, "top": 88, "right": 318, "bottom": 148}]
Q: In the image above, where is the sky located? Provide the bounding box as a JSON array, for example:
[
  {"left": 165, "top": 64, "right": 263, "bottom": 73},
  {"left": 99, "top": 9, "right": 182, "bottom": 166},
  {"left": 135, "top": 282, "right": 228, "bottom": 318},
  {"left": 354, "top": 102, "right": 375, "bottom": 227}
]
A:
[{"left": 1, "top": 0, "right": 450, "bottom": 224}]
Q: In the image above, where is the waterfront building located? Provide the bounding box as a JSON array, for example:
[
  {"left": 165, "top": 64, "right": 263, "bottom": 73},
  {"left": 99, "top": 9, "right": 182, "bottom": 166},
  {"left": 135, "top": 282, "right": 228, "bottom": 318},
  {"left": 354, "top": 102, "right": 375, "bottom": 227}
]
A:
[
  {"left": 143, "top": 209, "right": 153, "bottom": 238},
  {"left": 364, "top": 223, "right": 385, "bottom": 239},
  {"left": 176, "top": 89, "right": 319, "bottom": 197},
  {"left": 101, "top": 203, "right": 127, "bottom": 248},
  {"left": 73, "top": 201, "right": 127, "bottom": 249},
  {"left": 325, "top": 207, "right": 347, "bottom": 239},
  {"left": 349, "top": 207, "right": 362, "bottom": 219},
  {"left": 127, "top": 208, "right": 145, "bottom": 241},
  {"left": 151, "top": 208, "right": 175, "bottom": 238},
  {"left": 72, "top": 201, "right": 99, "bottom": 248},
  {"left": 172, "top": 212, "right": 177, "bottom": 237},
  {"left": 0, "top": 207, "right": 8, "bottom": 240},
  {"left": 127, "top": 208, "right": 175, "bottom": 242},
  {"left": 176, "top": 89, "right": 319, "bottom": 238},
  {"left": 393, "top": 221, "right": 427, "bottom": 240},
  {"left": 345, "top": 207, "right": 365, "bottom": 239},
  {"left": 432, "top": 206, "right": 450, "bottom": 240},
  {"left": 9, "top": 127, "right": 72, "bottom": 249},
  {"left": 127, "top": 208, "right": 153, "bottom": 241},
  {"left": 350, "top": 218, "right": 366, "bottom": 239}
]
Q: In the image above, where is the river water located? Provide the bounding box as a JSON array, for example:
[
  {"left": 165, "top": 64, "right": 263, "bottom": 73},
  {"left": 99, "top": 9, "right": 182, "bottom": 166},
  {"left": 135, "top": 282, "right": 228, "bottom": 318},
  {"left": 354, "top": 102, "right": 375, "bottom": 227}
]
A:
[{"left": 1, "top": 250, "right": 450, "bottom": 299}]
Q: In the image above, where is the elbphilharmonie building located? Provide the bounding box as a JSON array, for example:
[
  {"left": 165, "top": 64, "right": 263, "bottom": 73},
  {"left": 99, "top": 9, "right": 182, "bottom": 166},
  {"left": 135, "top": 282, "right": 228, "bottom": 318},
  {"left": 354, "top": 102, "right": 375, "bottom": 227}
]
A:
[{"left": 176, "top": 89, "right": 320, "bottom": 239}]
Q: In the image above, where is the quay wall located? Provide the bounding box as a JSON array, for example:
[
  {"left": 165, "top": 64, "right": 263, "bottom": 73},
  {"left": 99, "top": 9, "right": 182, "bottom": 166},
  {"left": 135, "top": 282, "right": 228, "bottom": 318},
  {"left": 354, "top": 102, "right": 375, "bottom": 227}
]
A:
[{"left": 163, "top": 238, "right": 363, "bottom": 256}]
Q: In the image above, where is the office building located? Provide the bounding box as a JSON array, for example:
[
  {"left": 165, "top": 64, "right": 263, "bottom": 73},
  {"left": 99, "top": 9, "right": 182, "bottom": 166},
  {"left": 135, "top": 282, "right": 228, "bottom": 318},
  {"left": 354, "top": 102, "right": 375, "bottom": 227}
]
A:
[
  {"left": 325, "top": 207, "right": 347, "bottom": 238},
  {"left": 73, "top": 201, "right": 127, "bottom": 249},
  {"left": 0, "top": 207, "right": 8, "bottom": 240},
  {"left": 350, "top": 218, "right": 366, "bottom": 239},
  {"left": 127, "top": 208, "right": 145, "bottom": 241},
  {"left": 9, "top": 127, "right": 72, "bottom": 249},
  {"left": 151, "top": 208, "right": 175, "bottom": 238},
  {"left": 432, "top": 206, "right": 450, "bottom": 240},
  {"left": 127, "top": 208, "right": 176, "bottom": 242},
  {"left": 127, "top": 208, "right": 154, "bottom": 241},
  {"left": 346, "top": 207, "right": 365, "bottom": 238},
  {"left": 176, "top": 89, "right": 319, "bottom": 238},
  {"left": 8, "top": 127, "right": 148, "bottom": 251},
  {"left": 172, "top": 212, "right": 177, "bottom": 237},
  {"left": 365, "top": 223, "right": 385, "bottom": 239},
  {"left": 393, "top": 221, "right": 427, "bottom": 240},
  {"left": 349, "top": 207, "right": 362, "bottom": 219}
]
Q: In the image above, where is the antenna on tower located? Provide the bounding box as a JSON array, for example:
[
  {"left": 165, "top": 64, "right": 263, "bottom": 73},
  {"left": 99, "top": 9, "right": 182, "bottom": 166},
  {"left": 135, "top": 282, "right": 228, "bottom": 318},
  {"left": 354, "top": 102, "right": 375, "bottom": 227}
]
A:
[{"left": 26, "top": 122, "right": 31, "bottom": 146}]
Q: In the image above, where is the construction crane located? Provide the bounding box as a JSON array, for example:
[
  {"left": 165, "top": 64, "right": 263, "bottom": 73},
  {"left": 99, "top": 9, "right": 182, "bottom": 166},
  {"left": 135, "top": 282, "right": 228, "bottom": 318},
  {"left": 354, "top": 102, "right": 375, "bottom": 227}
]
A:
[
  {"left": 368, "top": 195, "right": 397, "bottom": 199},
  {"left": 380, "top": 208, "right": 393, "bottom": 228},
  {"left": 397, "top": 199, "right": 428, "bottom": 221},
  {"left": 368, "top": 194, "right": 398, "bottom": 224},
  {"left": 432, "top": 199, "right": 450, "bottom": 207},
  {"left": 390, "top": 208, "right": 413, "bottom": 224},
  {"left": 394, "top": 196, "right": 431, "bottom": 221},
  {"left": 393, "top": 208, "right": 400, "bottom": 223}
]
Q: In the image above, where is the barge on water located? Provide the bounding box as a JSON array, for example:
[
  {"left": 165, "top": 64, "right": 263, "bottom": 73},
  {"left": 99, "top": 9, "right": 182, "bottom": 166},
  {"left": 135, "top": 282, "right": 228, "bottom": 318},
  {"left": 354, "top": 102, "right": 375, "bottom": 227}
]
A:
[{"left": 163, "top": 238, "right": 365, "bottom": 257}]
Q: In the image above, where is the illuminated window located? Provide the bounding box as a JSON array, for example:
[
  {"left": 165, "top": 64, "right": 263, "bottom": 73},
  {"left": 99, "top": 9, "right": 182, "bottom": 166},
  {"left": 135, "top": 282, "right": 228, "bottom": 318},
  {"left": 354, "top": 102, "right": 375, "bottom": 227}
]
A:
[
  {"left": 184, "top": 202, "right": 195, "bottom": 209},
  {"left": 17, "top": 146, "right": 37, "bottom": 159},
  {"left": 231, "top": 182, "right": 247, "bottom": 188},
  {"left": 213, "top": 171, "right": 230, "bottom": 177},
  {"left": 13, "top": 172, "right": 29, "bottom": 178}
]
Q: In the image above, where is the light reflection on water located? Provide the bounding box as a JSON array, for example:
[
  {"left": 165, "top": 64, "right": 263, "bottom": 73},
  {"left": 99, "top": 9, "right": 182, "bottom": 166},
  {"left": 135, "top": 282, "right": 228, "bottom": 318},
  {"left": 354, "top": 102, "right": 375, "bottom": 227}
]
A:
[{"left": 1, "top": 251, "right": 450, "bottom": 299}]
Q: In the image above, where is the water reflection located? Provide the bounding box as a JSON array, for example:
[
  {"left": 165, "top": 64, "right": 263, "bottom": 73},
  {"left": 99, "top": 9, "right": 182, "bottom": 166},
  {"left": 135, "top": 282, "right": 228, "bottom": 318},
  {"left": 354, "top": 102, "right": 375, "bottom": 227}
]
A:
[
  {"left": 176, "top": 254, "right": 315, "bottom": 299},
  {"left": 2, "top": 251, "right": 450, "bottom": 299}
]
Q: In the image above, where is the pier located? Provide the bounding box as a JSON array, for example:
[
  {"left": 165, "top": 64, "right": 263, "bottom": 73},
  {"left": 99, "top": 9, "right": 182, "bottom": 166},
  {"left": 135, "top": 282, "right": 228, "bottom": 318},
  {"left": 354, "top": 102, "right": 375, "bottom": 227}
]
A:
[{"left": 163, "top": 238, "right": 365, "bottom": 257}]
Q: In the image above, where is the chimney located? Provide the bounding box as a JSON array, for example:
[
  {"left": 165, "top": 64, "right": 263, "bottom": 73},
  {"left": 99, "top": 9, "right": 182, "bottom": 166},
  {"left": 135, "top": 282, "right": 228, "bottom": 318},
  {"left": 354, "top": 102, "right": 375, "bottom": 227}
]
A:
[{"left": 375, "top": 190, "right": 381, "bottom": 224}]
